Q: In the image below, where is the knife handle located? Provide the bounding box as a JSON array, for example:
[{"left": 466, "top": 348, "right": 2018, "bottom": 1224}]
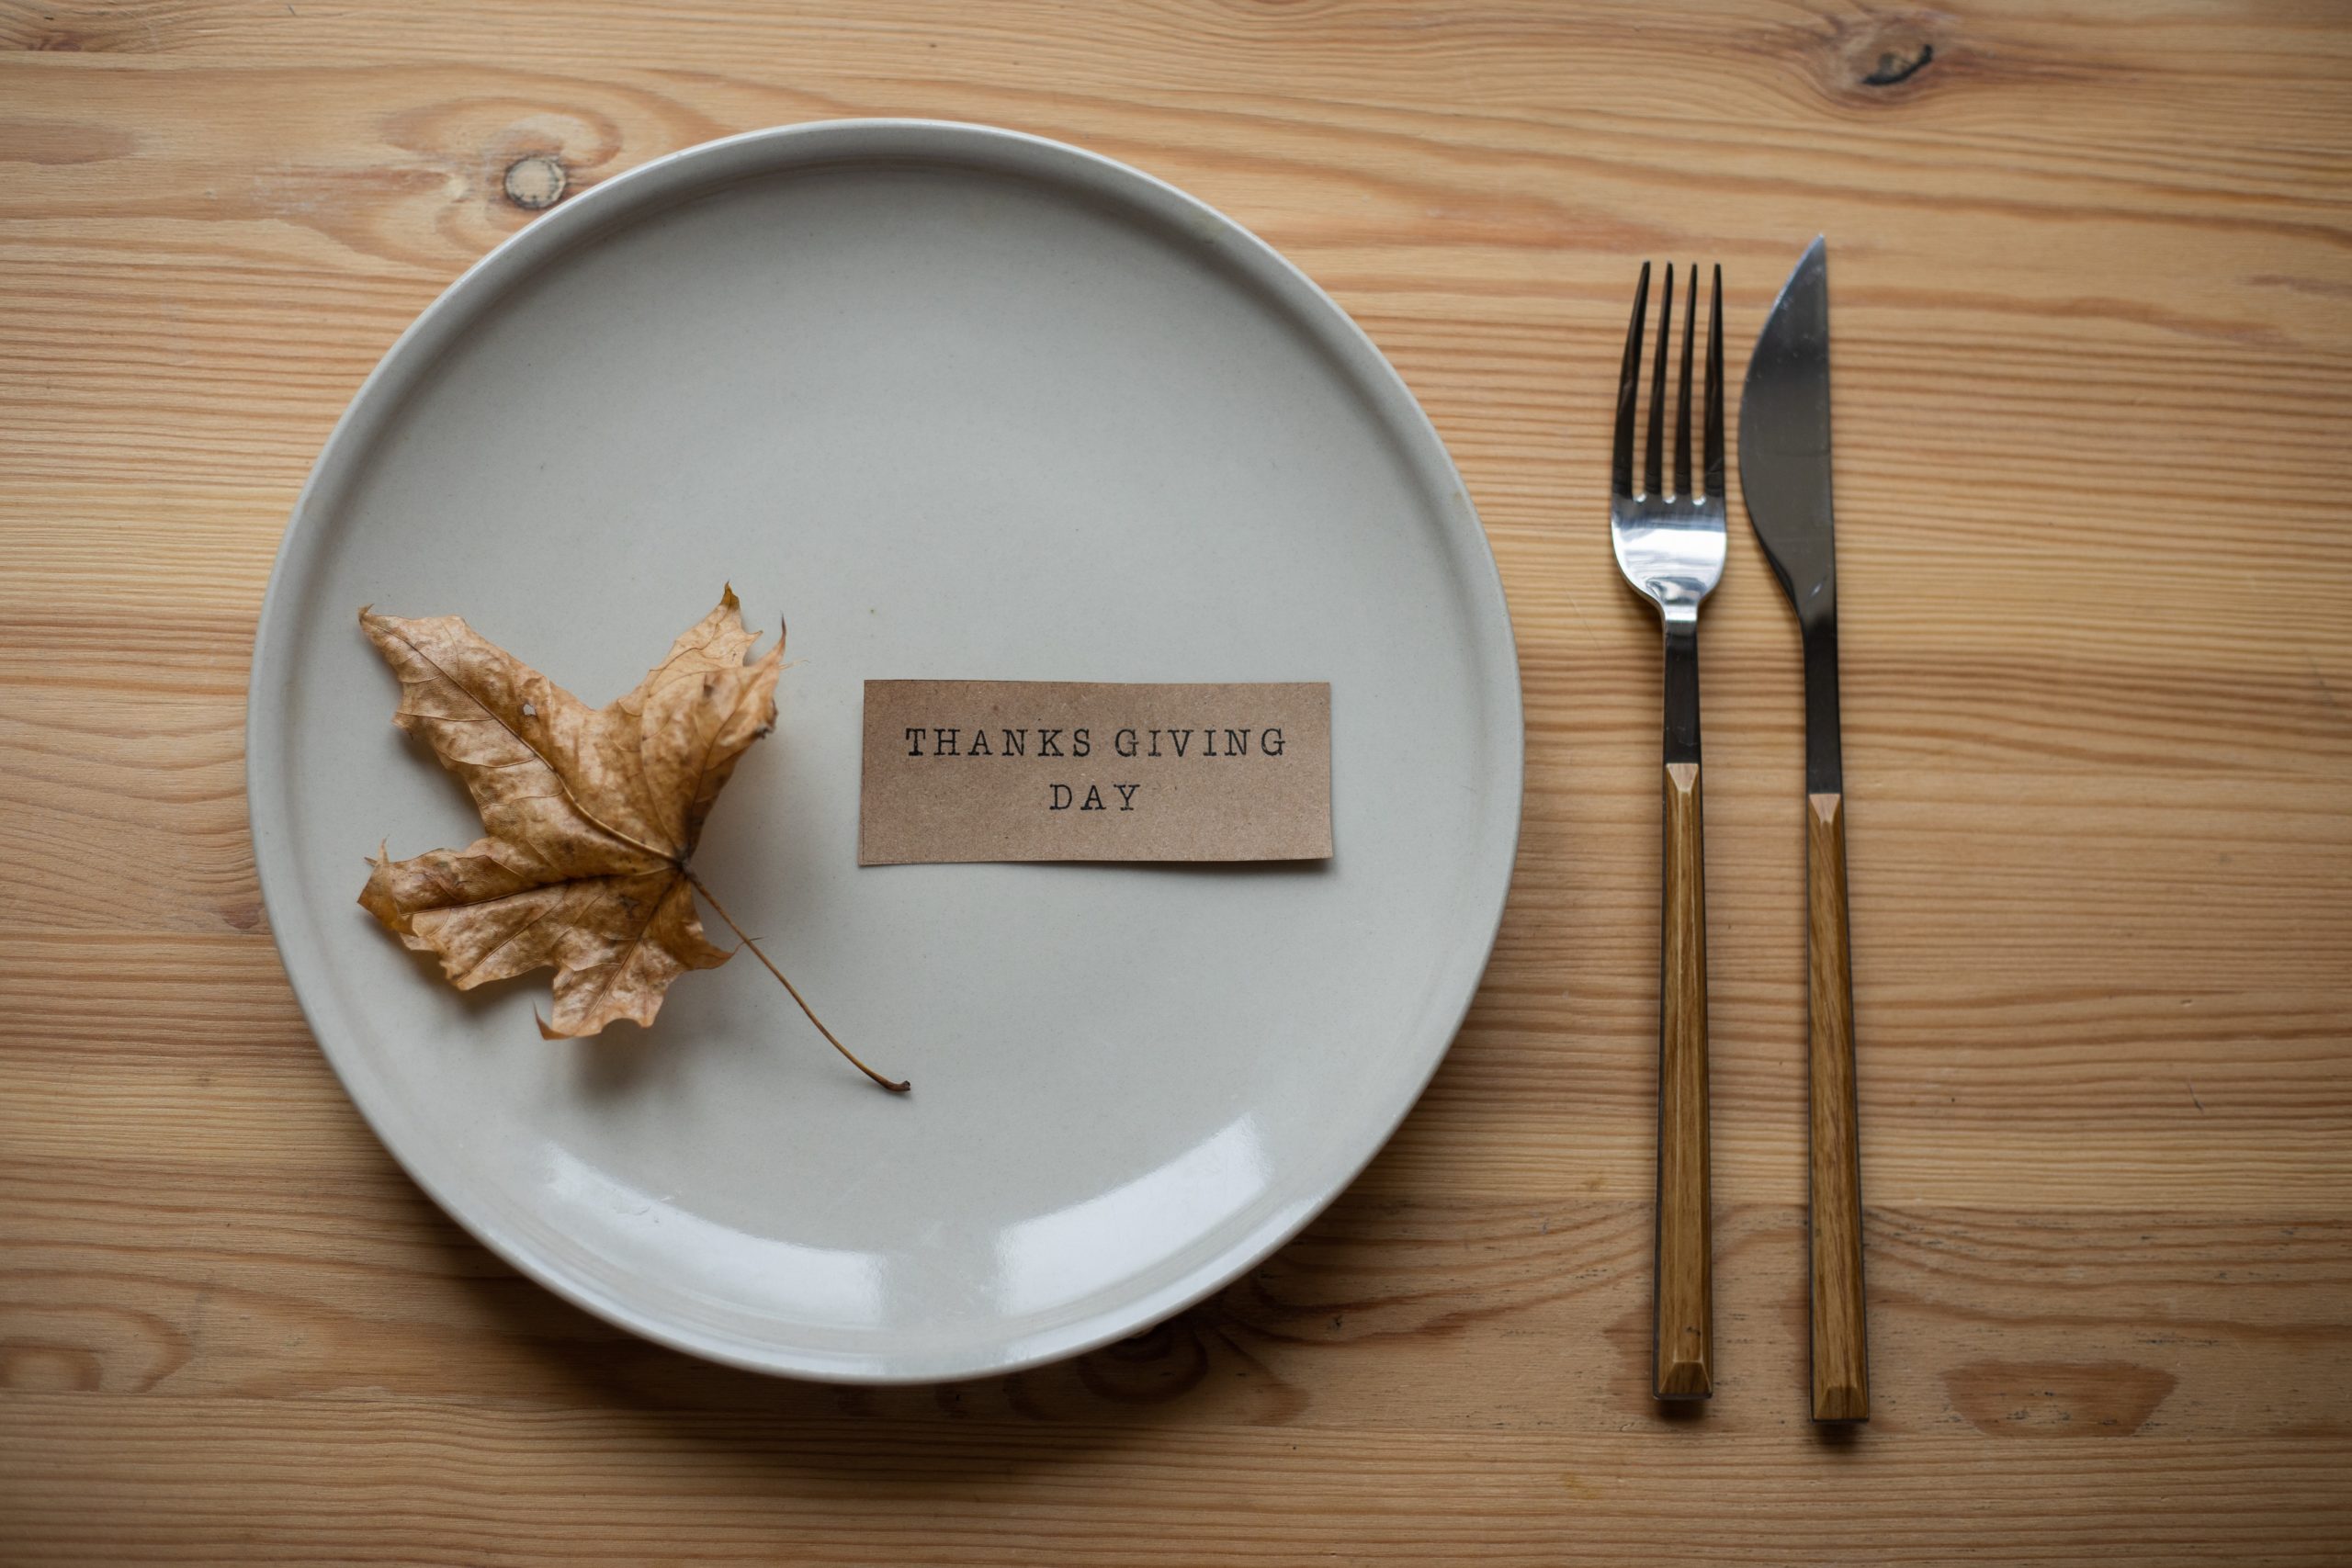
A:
[
  {"left": 1655, "top": 760, "right": 1713, "bottom": 1400},
  {"left": 1806, "top": 792, "right": 1870, "bottom": 1421}
]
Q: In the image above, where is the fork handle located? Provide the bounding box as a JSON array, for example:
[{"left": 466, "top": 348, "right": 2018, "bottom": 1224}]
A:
[
  {"left": 1655, "top": 755, "right": 1713, "bottom": 1400},
  {"left": 1806, "top": 792, "right": 1870, "bottom": 1420}
]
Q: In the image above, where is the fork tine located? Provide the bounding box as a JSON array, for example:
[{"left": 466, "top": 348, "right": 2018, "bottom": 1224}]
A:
[
  {"left": 1674, "top": 261, "right": 1695, "bottom": 499},
  {"left": 1703, "top": 263, "right": 1725, "bottom": 501},
  {"left": 1613, "top": 262, "right": 1651, "bottom": 499},
  {"left": 1646, "top": 264, "right": 1671, "bottom": 499}
]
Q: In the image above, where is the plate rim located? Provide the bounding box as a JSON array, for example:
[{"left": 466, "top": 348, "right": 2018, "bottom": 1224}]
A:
[{"left": 246, "top": 118, "right": 1525, "bottom": 1383}]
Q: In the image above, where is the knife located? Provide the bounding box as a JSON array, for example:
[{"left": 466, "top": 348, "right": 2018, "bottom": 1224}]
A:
[{"left": 1740, "top": 236, "right": 1870, "bottom": 1423}]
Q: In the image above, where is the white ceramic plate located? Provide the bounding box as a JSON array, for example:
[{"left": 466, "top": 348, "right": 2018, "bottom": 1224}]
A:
[{"left": 249, "top": 120, "right": 1521, "bottom": 1382}]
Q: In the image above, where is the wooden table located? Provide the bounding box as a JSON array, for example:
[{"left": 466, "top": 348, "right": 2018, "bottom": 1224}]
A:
[{"left": 5, "top": 3, "right": 2347, "bottom": 1561}]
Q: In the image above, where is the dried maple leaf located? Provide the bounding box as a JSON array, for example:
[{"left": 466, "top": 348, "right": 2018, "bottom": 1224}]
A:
[{"left": 357, "top": 587, "right": 905, "bottom": 1089}]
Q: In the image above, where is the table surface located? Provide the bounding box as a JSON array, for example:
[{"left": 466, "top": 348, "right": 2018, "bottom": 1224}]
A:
[{"left": 4, "top": 2, "right": 2348, "bottom": 1562}]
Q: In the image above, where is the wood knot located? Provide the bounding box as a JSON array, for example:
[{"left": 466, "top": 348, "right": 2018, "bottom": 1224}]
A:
[
  {"left": 1073, "top": 1318, "right": 1214, "bottom": 1404},
  {"left": 1862, "top": 39, "right": 1933, "bottom": 85},
  {"left": 1825, "top": 11, "right": 1951, "bottom": 100},
  {"left": 502, "top": 154, "right": 568, "bottom": 211}
]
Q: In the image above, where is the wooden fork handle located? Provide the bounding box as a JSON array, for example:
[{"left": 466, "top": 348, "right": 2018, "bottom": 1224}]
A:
[
  {"left": 1655, "top": 760, "right": 1713, "bottom": 1400},
  {"left": 1806, "top": 792, "right": 1870, "bottom": 1421}
]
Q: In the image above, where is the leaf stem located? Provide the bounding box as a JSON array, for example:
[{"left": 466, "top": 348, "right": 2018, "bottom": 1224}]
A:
[{"left": 683, "top": 869, "right": 910, "bottom": 1093}]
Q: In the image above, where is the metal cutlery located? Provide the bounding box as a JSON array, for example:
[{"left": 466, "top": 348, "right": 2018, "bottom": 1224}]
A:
[
  {"left": 1611, "top": 262, "right": 1725, "bottom": 1402},
  {"left": 1740, "top": 236, "right": 1870, "bottom": 1423}
]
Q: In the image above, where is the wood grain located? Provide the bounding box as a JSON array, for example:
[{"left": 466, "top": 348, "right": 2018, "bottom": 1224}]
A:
[
  {"left": 4, "top": 0, "right": 2351, "bottom": 1562},
  {"left": 1806, "top": 791, "right": 1868, "bottom": 1422},
  {"left": 1656, "top": 761, "right": 1713, "bottom": 1400}
]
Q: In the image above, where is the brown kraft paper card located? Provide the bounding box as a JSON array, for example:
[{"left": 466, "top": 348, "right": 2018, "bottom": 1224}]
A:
[{"left": 859, "top": 680, "right": 1333, "bottom": 865}]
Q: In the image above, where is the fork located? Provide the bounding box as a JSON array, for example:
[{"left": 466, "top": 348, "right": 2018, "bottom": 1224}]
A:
[{"left": 1611, "top": 262, "right": 1726, "bottom": 1402}]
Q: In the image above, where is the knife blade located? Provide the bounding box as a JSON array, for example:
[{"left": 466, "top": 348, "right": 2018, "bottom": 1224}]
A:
[
  {"left": 1742, "top": 236, "right": 1841, "bottom": 795},
  {"left": 1740, "top": 236, "right": 1871, "bottom": 1423}
]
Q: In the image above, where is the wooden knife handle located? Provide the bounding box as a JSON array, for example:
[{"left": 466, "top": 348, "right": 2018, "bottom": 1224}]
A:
[
  {"left": 1806, "top": 792, "right": 1870, "bottom": 1421},
  {"left": 1655, "top": 761, "right": 1713, "bottom": 1400}
]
